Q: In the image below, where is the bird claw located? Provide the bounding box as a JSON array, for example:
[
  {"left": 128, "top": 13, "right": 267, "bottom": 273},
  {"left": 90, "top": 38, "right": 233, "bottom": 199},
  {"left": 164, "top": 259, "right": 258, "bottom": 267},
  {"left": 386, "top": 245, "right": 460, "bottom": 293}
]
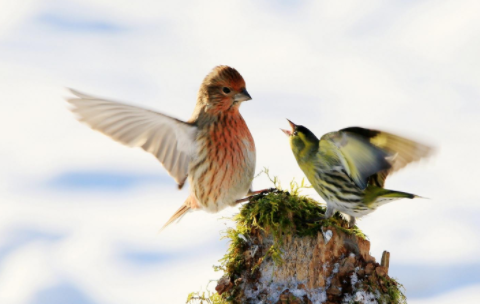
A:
[
  {"left": 248, "top": 187, "right": 276, "bottom": 196},
  {"left": 236, "top": 188, "right": 277, "bottom": 204}
]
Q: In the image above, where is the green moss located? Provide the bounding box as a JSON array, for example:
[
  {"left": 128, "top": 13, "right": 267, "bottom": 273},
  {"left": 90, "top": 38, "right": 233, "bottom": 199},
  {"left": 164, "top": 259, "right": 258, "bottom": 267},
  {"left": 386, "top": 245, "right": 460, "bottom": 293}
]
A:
[
  {"left": 360, "top": 274, "right": 407, "bottom": 304},
  {"left": 237, "top": 188, "right": 366, "bottom": 242},
  {"left": 384, "top": 277, "right": 407, "bottom": 304},
  {"left": 186, "top": 291, "right": 224, "bottom": 304}
]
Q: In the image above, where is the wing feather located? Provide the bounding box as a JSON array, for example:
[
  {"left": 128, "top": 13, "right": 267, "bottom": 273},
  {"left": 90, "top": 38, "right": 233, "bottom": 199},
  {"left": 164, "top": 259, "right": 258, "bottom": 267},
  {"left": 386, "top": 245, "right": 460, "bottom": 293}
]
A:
[
  {"left": 325, "top": 127, "right": 433, "bottom": 188},
  {"left": 321, "top": 131, "right": 391, "bottom": 190},
  {"left": 341, "top": 127, "right": 433, "bottom": 174},
  {"left": 67, "top": 88, "right": 197, "bottom": 188}
]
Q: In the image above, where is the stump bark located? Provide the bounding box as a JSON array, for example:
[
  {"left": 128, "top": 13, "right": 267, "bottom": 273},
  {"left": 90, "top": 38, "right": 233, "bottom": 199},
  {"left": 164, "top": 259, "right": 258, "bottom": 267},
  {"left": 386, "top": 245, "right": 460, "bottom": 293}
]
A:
[{"left": 212, "top": 190, "right": 405, "bottom": 304}]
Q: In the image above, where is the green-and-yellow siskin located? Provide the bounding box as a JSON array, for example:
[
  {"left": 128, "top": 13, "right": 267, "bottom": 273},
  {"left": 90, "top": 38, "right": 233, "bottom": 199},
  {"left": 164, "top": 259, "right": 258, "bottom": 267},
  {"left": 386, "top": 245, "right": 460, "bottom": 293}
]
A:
[{"left": 282, "top": 120, "right": 433, "bottom": 227}]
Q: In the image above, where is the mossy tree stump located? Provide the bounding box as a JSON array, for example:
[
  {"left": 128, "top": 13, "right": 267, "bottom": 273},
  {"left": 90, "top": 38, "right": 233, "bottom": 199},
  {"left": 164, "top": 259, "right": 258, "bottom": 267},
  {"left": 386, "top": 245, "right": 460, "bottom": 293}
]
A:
[{"left": 212, "top": 190, "right": 405, "bottom": 304}]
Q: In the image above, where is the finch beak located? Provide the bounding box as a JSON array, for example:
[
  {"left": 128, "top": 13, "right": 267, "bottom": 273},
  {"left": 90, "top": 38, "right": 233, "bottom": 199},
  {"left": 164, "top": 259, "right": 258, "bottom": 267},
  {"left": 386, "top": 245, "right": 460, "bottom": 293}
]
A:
[
  {"left": 281, "top": 119, "right": 296, "bottom": 136},
  {"left": 234, "top": 88, "right": 252, "bottom": 102}
]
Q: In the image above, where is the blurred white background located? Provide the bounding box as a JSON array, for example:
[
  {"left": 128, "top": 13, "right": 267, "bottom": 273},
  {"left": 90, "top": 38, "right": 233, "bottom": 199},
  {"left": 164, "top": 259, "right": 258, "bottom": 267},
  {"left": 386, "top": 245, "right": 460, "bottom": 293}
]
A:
[{"left": 1, "top": 0, "right": 479, "bottom": 303}]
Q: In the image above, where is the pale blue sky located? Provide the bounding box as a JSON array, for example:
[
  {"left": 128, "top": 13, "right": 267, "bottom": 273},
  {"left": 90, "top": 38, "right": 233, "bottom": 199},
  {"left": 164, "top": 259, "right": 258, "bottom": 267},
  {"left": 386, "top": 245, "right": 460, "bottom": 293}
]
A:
[{"left": 1, "top": 0, "right": 480, "bottom": 303}]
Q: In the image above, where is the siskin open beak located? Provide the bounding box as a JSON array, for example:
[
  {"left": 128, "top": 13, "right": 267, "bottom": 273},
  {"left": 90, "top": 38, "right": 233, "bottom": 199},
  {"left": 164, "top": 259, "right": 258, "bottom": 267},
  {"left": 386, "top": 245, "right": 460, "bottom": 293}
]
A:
[
  {"left": 281, "top": 119, "right": 297, "bottom": 136},
  {"left": 287, "top": 119, "right": 296, "bottom": 130},
  {"left": 281, "top": 128, "right": 292, "bottom": 136},
  {"left": 234, "top": 88, "right": 252, "bottom": 102}
]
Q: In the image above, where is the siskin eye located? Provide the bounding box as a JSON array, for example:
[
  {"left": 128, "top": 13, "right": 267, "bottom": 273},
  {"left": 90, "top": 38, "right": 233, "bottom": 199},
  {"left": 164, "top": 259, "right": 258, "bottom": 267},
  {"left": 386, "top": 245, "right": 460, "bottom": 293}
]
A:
[
  {"left": 293, "top": 131, "right": 298, "bottom": 136},
  {"left": 222, "top": 87, "right": 231, "bottom": 94}
]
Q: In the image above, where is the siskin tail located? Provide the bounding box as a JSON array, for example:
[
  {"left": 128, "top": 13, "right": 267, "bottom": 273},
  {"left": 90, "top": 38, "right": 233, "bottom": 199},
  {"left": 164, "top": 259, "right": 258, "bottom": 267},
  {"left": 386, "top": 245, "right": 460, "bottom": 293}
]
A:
[
  {"left": 380, "top": 189, "right": 418, "bottom": 199},
  {"left": 159, "top": 202, "right": 191, "bottom": 232}
]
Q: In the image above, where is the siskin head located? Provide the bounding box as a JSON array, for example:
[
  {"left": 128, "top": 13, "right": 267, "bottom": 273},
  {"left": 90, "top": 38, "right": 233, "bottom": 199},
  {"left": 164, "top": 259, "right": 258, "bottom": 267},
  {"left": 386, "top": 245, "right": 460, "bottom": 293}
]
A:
[
  {"left": 281, "top": 119, "right": 319, "bottom": 160},
  {"left": 199, "top": 66, "right": 252, "bottom": 112}
]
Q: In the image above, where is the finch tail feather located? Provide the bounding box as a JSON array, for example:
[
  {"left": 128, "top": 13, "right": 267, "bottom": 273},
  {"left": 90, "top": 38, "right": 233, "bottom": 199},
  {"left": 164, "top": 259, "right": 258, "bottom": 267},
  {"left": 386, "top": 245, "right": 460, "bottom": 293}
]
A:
[{"left": 159, "top": 203, "right": 191, "bottom": 232}]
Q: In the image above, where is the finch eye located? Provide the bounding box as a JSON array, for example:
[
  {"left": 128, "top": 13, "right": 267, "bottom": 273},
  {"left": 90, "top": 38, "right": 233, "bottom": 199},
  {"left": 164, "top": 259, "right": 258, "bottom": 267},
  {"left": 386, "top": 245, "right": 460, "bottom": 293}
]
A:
[
  {"left": 293, "top": 131, "right": 298, "bottom": 136},
  {"left": 222, "top": 87, "right": 231, "bottom": 94}
]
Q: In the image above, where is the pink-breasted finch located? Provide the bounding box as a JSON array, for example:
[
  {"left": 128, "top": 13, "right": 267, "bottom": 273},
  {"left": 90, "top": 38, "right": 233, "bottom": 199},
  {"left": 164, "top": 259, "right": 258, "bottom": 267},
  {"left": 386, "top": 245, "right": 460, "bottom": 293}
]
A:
[{"left": 67, "top": 66, "right": 257, "bottom": 230}]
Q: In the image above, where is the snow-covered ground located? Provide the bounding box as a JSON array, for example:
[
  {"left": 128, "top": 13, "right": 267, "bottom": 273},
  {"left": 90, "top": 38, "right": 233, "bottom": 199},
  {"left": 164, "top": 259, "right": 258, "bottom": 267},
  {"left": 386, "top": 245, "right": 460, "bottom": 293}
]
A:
[{"left": 1, "top": 0, "right": 480, "bottom": 302}]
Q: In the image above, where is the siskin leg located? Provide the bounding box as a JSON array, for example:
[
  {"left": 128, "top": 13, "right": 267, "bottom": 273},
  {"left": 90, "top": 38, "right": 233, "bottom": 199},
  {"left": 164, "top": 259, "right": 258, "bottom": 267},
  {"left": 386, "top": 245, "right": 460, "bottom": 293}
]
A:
[
  {"left": 345, "top": 214, "right": 356, "bottom": 228},
  {"left": 325, "top": 205, "right": 335, "bottom": 218}
]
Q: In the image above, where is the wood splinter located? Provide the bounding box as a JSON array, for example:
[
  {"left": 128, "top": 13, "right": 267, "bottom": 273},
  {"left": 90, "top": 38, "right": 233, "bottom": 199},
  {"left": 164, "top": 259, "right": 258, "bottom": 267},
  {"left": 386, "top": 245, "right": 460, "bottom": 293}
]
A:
[{"left": 381, "top": 250, "right": 390, "bottom": 275}]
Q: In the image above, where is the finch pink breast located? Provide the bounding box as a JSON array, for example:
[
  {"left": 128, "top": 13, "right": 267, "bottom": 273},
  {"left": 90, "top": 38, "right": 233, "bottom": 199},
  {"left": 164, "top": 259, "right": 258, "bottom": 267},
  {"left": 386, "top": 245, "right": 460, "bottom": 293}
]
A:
[{"left": 67, "top": 66, "right": 256, "bottom": 230}]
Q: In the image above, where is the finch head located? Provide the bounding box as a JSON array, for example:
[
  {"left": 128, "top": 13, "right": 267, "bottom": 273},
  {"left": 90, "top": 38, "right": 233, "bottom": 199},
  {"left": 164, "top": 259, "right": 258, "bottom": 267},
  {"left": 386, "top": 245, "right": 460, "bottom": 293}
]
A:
[{"left": 198, "top": 66, "right": 251, "bottom": 112}]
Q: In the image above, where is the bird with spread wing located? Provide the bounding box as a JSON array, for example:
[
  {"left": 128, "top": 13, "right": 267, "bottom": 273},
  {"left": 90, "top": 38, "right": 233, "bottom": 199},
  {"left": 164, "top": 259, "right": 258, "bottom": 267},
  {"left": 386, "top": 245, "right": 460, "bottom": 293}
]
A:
[
  {"left": 282, "top": 120, "right": 433, "bottom": 227},
  {"left": 67, "top": 66, "right": 260, "bottom": 230}
]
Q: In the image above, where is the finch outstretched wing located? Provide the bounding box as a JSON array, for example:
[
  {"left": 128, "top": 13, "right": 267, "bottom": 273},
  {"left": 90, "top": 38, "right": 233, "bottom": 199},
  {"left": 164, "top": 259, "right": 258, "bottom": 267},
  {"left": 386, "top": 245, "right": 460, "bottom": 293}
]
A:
[
  {"left": 67, "top": 89, "right": 197, "bottom": 188},
  {"left": 321, "top": 131, "right": 392, "bottom": 190}
]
